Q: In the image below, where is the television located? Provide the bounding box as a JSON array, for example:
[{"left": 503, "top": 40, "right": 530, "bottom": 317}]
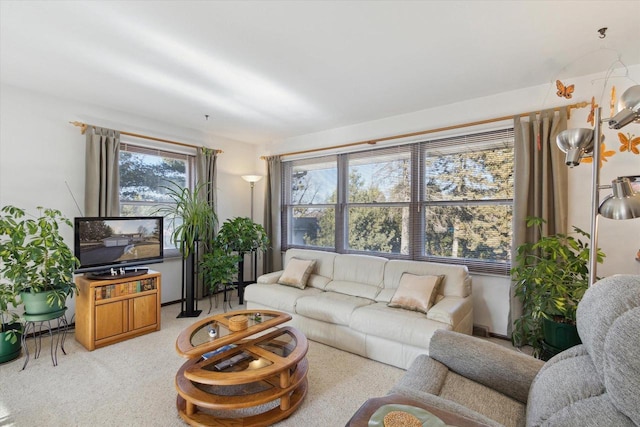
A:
[{"left": 74, "top": 216, "right": 164, "bottom": 279}]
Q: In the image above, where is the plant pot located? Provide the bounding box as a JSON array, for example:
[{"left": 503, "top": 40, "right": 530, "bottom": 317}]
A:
[
  {"left": 20, "top": 290, "right": 65, "bottom": 315},
  {"left": 0, "top": 323, "right": 22, "bottom": 364},
  {"left": 542, "top": 317, "right": 581, "bottom": 352}
]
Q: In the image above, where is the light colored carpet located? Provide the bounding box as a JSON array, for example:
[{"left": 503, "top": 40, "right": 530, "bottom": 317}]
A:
[{"left": 0, "top": 297, "right": 405, "bottom": 426}]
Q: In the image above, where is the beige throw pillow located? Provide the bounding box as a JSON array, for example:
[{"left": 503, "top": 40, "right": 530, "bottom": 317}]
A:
[
  {"left": 388, "top": 273, "right": 444, "bottom": 314},
  {"left": 277, "top": 258, "right": 316, "bottom": 289}
]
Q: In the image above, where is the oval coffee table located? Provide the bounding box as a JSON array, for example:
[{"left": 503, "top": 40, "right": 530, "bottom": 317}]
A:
[{"left": 175, "top": 310, "right": 308, "bottom": 426}]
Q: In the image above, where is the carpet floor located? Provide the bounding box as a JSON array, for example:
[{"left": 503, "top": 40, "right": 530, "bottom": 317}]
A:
[{"left": 0, "top": 297, "right": 405, "bottom": 426}]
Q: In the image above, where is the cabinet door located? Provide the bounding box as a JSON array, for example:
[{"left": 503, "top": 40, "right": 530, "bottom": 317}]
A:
[
  {"left": 131, "top": 294, "right": 157, "bottom": 330},
  {"left": 95, "top": 301, "right": 125, "bottom": 340}
]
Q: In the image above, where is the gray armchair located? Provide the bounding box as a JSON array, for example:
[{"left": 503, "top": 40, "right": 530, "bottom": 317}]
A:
[{"left": 391, "top": 274, "right": 640, "bottom": 427}]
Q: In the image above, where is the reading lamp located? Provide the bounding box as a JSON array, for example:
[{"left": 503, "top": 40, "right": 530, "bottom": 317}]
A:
[{"left": 555, "top": 85, "right": 640, "bottom": 285}]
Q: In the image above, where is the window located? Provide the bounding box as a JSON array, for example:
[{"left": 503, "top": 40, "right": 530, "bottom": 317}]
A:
[
  {"left": 119, "top": 143, "right": 195, "bottom": 253},
  {"left": 282, "top": 128, "right": 514, "bottom": 275},
  {"left": 422, "top": 130, "right": 514, "bottom": 273},
  {"left": 283, "top": 156, "right": 337, "bottom": 249},
  {"left": 346, "top": 147, "right": 412, "bottom": 255}
]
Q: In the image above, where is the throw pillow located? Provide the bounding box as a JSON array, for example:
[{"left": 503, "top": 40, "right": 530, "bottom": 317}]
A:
[
  {"left": 388, "top": 273, "right": 444, "bottom": 314},
  {"left": 277, "top": 258, "right": 317, "bottom": 289}
]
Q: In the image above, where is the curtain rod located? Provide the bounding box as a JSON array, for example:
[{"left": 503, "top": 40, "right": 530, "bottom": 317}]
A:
[
  {"left": 69, "top": 121, "right": 223, "bottom": 154},
  {"left": 261, "top": 100, "right": 589, "bottom": 159}
]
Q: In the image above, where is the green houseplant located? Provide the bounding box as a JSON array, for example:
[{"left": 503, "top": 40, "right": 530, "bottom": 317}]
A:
[
  {"left": 0, "top": 281, "right": 22, "bottom": 363},
  {"left": 216, "top": 217, "right": 269, "bottom": 304},
  {"left": 0, "top": 205, "right": 79, "bottom": 314},
  {"left": 154, "top": 181, "right": 217, "bottom": 316},
  {"left": 511, "top": 216, "right": 605, "bottom": 358},
  {"left": 199, "top": 242, "right": 241, "bottom": 312},
  {"left": 155, "top": 181, "right": 218, "bottom": 258}
]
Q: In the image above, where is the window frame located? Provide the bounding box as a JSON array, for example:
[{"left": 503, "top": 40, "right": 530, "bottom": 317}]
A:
[
  {"left": 281, "top": 127, "right": 515, "bottom": 275},
  {"left": 118, "top": 141, "right": 196, "bottom": 258}
]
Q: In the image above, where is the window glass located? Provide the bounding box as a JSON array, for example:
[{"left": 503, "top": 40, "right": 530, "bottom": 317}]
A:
[
  {"left": 292, "top": 207, "right": 335, "bottom": 248},
  {"left": 348, "top": 151, "right": 411, "bottom": 203},
  {"left": 119, "top": 144, "right": 193, "bottom": 252},
  {"left": 424, "top": 147, "right": 514, "bottom": 201},
  {"left": 281, "top": 128, "right": 514, "bottom": 274},
  {"left": 283, "top": 156, "right": 337, "bottom": 251},
  {"left": 424, "top": 204, "right": 512, "bottom": 262},
  {"left": 291, "top": 161, "right": 337, "bottom": 205},
  {"left": 348, "top": 206, "right": 410, "bottom": 254}
]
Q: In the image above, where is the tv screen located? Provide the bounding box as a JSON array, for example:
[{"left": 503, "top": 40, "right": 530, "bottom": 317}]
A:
[{"left": 74, "top": 216, "right": 164, "bottom": 274}]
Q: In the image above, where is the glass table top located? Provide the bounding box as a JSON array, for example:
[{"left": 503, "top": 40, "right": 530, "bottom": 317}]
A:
[{"left": 176, "top": 310, "right": 292, "bottom": 358}]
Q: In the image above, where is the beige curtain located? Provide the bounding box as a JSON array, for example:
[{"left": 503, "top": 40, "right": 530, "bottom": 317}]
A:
[
  {"left": 508, "top": 108, "right": 568, "bottom": 339},
  {"left": 196, "top": 147, "right": 218, "bottom": 239},
  {"left": 263, "top": 155, "right": 282, "bottom": 273},
  {"left": 195, "top": 147, "right": 218, "bottom": 299},
  {"left": 84, "top": 126, "right": 120, "bottom": 217}
]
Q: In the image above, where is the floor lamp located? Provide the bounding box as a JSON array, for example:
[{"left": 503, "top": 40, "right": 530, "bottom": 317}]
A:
[
  {"left": 555, "top": 85, "right": 640, "bottom": 285},
  {"left": 241, "top": 174, "right": 263, "bottom": 283}
]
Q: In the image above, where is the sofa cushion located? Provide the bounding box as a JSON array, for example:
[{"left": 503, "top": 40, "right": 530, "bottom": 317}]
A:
[
  {"left": 350, "top": 302, "right": 451, "bottom": 348},
  {"left": 277, "top": 258, "right": 316, "bottom": 289},
  {"left": 295, "top": 292, "right": 374, "bottom": 326},
  {"left": 379, "top": 260, "right": 471, "bottom": 302},
  {"left": 388, "top": 273, "right": 444, "bottom": 314},
  {"left": 243, "top": 283, "right": 322, "bottom": 313},
  {"left": 284, "top": 249, "right": 337, "bottom": 289},
  {"left": 326, "top": 254, "right": 387, "bottom": 299}
]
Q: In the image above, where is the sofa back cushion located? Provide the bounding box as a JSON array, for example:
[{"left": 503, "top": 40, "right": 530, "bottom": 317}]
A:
[
  {"left": 326, "top": 254, "right": 387, "bottom": 299},
  {"left": 377, "top": 260, "right": 471, "bottom": 303},
  {"left": 284, "top": 249, "right": 337, "bottom": 290}
]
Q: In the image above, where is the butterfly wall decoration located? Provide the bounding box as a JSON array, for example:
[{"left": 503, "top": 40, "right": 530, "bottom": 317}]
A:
[
  {"left": 582, "top": 142, "right": 616, "bottom": 169},
  {"left": 556, "top": 80, "right": 574, "bottom": 99},
  {"left": 618, "top": 132, "right": 640, "bottom": 155}
]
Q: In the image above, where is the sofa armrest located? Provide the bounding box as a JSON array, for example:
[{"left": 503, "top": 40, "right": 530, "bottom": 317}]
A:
[
  {"left": 426, "top": 296, "right": 472, "bottom": 327},
  {"left": 429, "top": 330, "right": 544, "bottom": 404},
  {"left": 256, "top": 271, "right": 283, "bottom": 284}
]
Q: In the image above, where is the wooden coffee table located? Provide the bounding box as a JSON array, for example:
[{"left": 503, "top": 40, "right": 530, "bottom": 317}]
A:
[
  {"left": 175, "top": 310, "right": 308, "bottom": 426},
  {"left": 346, "top": 394, "right": 492, "bottom": 427}
]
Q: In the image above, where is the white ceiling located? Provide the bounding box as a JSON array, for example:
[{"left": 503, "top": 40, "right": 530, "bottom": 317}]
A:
[{"left": 1, "top": 1, "right": 639, "bottom": 145}]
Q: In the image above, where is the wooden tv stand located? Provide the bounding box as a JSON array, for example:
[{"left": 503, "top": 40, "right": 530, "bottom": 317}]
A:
[{"left": 75, "top": 270, "right": 161, "bottom": 351}]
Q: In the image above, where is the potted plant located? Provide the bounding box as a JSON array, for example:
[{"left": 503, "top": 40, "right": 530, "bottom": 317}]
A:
[
  {"left": 0, "top": 281, "right": 22, "bottom": 363},
  {"left": 199, "top": 242, "right": 241, "bottom": 313},
  {"left": 155, "top": 181, "right": 217, "bottom": 317},
  {"left": 216, "top": 217, "right": 269, "bottom": 303},
  {"left": 0, "top": 205, "right": 79, "bottom": 315},
  {"left": 511, "top": 216, "right": 605, "bottom": 358},
  {"left": 156, "top": 181, "right": 218, "bottom": 258}
]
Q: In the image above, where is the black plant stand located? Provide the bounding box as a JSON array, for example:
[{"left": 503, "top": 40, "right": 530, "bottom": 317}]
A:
[{"left": 178, "top": 250, "right": 202, "bottom": 318}]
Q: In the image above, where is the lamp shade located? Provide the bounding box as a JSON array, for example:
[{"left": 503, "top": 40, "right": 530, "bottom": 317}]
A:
[
  {"left": 556, "top": 128, "right": 594, "bottom": 166},
  {"left": 608, "top": 85, "right": 640, "bottom": 129},
  {"left": 241, "top": 175, "right": 263, "bottom": 183},
  {"left": 599, "top": 177, "right": 640, "bottom": 220}
]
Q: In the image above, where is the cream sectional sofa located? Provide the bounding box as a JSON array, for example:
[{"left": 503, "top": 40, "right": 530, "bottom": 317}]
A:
[{"left": 244, "top": 249, "right": 473, "bottom": 369}]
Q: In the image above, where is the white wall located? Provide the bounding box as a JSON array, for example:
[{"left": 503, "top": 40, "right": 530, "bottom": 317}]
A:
[
  {"left": 260, "top": 65, "right": 640, "bottom": 336},
  {"left": 0, "top": 83, "right": 260, "bottom": 319}
]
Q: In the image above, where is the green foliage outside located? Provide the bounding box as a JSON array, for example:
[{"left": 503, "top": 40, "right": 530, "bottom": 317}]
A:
[{"left": 291, "top": 146, "right": 513, "bottom": 261}]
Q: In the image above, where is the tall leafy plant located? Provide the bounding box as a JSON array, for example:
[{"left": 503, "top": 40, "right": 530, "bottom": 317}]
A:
[
  {"left": 155, "top": 181, "right": 217, "bottom": 257},
  {"left": 0, "top": 205, "right": 79, "bottom": 309},
  {"left": 511, "top": 216, "right": 604, "bottom": 356}
]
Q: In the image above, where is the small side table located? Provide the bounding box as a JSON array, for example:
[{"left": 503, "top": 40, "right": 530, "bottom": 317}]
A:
[
  {"left": 346, "top": 394, "right": 492, "bottom": 427},
  {"left": 21, "top": 307, "right": 68, "bottom": 370}
]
